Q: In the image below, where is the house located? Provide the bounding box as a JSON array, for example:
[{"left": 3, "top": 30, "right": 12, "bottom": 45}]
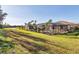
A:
[
  {"left": 51, "top": 21, "right": 76, "bottom": 34},
  {"left": 25, "top": 21, "right": 77, "bottom": 34}
]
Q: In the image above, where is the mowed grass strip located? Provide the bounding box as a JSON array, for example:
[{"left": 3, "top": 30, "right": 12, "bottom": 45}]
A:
[
  {"left": 4, "top": 28, "right": 72, "bottom": 53},
  {"left": 4, "top": 28, "right": 79, "bottom": 53},
  {"left": 6, "top": 31, "right": 50, "bottom": 53},
  {"left": 8, "top": 31, "right": 72, "bottom": 53}
]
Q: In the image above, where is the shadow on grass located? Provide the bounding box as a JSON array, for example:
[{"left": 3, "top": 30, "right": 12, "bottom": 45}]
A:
[{"left": 0, "top": 39, "right": 15, "bottom": 53}]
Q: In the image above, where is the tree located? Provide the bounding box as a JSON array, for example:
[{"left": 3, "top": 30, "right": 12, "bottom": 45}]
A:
[
  {"left": 3, "top": 22, "right": 10, "bottom": 27},
  {"left": 0, "top": 6, "right": 7, "bottom": 28},
  {"left": 32, "top": 20, "right": 37, "bottom": 31},
  {"left": 27, "top": 20, "right": 34, "bottom": 31},
  {"left": 44, "top": 19, "right": 53, "bottom": 34},
  {"left": 47, "top": 19, "right": 52, "bottom": 24},
  {"left": 45, "top": 19, "right": 52, "bottom": 30}
]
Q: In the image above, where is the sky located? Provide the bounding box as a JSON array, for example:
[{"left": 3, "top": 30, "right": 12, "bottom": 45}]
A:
[{"left": 1, "top": 5, "right": 79, "bottom": 25}]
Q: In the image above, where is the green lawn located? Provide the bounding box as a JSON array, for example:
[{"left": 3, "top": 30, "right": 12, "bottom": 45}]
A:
[
  {"left": 3, "top": 28, "right": 79, "bottom": 54},
  {"left": 0, "top": 29, "right": 15, "bottom": 54}
]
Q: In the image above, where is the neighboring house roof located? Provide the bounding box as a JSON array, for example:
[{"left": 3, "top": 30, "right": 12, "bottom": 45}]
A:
[
  {"left": 75, "top": 24, "right": 79, "bottom": 28},
  {"left": 53, "top": 21, "right": 75, "bottom": 25}
]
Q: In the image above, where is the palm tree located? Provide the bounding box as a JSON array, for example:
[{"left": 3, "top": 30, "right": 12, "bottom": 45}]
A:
[
  {"left": 32, "top": 20, "right": 37, "bottom": 31},
  {"left": 45, "top": 19, "right": 52, "bottom": 30},
  {"left": 45, "top": 19, "right": 52, "bottom": 34}
]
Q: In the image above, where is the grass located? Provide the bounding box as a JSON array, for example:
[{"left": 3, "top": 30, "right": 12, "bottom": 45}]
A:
[
  {"left": 3, "top": 28, "right": 79, "bottom": 53},
  {"left": 0, "top": 29, "right": 15, "bottom": 53},
  {"left": 0, "top": 29, "right": 29, "bottom": 54}
]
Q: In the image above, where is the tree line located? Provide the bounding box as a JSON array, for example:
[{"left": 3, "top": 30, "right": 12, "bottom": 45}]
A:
[{"left": 25, "top": 19, "right": 53, "bottom": 34}]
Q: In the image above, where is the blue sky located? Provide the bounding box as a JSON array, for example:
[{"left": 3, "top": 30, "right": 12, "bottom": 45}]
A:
[{"left": 1, "top": 5, "right": 79, "bottom": 25}]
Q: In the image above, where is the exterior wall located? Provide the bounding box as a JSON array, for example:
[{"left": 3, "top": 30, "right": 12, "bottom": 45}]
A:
[{"left": 51, "top": 25, "right": 74, "bottom": 34}]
